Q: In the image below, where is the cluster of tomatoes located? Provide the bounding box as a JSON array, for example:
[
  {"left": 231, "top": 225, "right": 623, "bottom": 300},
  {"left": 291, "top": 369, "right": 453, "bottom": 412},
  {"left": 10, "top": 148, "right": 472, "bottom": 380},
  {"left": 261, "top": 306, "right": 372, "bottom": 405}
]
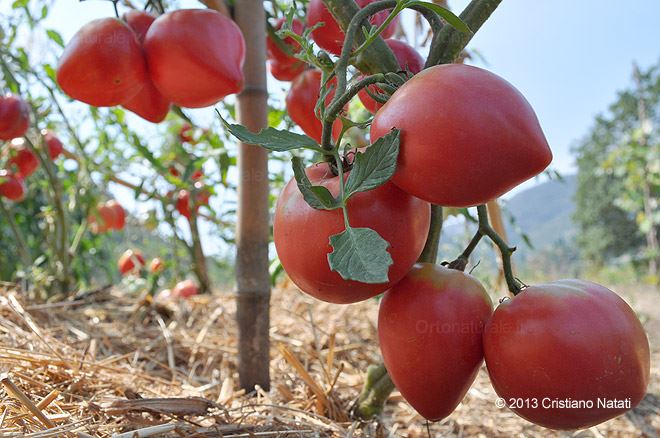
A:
[
  {"left": 117, "top": 249, "right": 198, "bottom": 301},
  {"left": 0, "top": 94, "right": 64, "bottom": 202},
  {"left": 267, "top": 1, "right": 650, "bottom": 431},
  {"left": 57, "top": 8, "right": 245, "bottom": 121}
]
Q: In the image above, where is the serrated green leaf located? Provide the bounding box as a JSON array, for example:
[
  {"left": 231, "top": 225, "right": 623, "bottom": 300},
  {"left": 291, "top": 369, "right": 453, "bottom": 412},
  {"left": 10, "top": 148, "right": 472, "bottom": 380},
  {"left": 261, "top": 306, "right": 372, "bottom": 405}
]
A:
[
  {"left": 344, "top": 130, "right": 399, "bottom": 199},
  {"left": 46, "top": 29, "right": 64, "bottom": 48},
  {"left": 328, "top": 226, "right": 392, "bottom": 283},
  {"left": 292, "top": 157, "right": 340, "bottom": 210},
  {"left": 218, "top": 112, "right": 323, "bottom": 153},
  {"left": 405, "top": 1, "right": 472, "bottom": 34}
]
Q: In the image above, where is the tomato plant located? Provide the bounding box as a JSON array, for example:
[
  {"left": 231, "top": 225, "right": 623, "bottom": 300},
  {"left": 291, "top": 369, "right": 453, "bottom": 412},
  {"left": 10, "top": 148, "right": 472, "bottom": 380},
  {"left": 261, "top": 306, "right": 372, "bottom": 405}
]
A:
[
  {"left": 379, "top": 263, "right": 493, "bottom": 420},
  {"left": 57, "top": 18, "right": 147, "bottom": 107},
  {"left": 273, "top": 162, "right": 430, "bottom": 304},
  {"left": 371, "top": 64, "right": 553, "bottom": 207},
  {"left": 483, "top": 280, "right": 650, "bottom": 430},
  {"left": 144, "top": 9, "right": 246, "bottom": 108},
  {"left": 0, "top": 94, "right": 30, "bottom": 140}
]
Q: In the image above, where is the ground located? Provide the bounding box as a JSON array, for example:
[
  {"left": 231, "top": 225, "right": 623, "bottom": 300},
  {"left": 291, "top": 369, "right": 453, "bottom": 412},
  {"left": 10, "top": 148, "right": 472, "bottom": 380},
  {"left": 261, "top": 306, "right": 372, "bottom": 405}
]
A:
[{"left": 0, "top": 282, "right": 657, "bottom": 437}]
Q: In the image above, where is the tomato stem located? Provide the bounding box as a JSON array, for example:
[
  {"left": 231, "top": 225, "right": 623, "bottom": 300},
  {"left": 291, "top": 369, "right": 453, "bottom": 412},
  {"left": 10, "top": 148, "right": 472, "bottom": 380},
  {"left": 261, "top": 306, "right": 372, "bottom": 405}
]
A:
[
  {"left": 418, "top": 205, "right": 444, "bottom": 263},
  {"left": 0, "top": 198, "right": 32, "bottom": 271}
]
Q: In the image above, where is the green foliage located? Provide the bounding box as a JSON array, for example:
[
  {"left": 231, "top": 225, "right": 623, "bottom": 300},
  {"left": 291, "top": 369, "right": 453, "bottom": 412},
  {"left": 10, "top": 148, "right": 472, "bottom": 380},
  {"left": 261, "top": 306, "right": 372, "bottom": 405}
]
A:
[{"left": 574, "top": 61, "right": 659, "bottom": 267}]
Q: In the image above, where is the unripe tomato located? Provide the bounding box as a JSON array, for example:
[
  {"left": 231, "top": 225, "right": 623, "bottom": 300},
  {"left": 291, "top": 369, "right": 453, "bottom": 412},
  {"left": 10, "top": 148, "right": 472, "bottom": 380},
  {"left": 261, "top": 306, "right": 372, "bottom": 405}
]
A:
[
  {"left": 379, "top": 264, "right": 493, "bottom": 420},
  {"left": 267, "top": 17, "right": 304, "bottom": 63},
  {"left": 0, "top": 170, "right": 26, "bottom": 202},
  {"left": 269, "top": 58, "right": 307, "bottom": 82},
  {"left": 144, "top": 9, "right": 245, "bottom": 108},
  {"left": 371, "top": 64, "right": 553, "bottom": 207},
  {"left": 358, "top": 39, "right": 424, "bottom": 113},
  {"left": 173, "top": 279, "right": 199, "bottom": 298},
  {"left": 105, "top": 200, "right": 126, "bottom": 230},
  {"left": 273, "top": 163, "right": 430, "bottom": 304},
  {"left": 149, "top": 257, "right": 164, "bottom": 274},
  {"left": 307, "top": 0, "right": 399, "bottom": 55},
  {"left": 121, "top": 10, "right": 171, "bottom": 123},
  {"left": 117, "top": 249, "right": 145, "bottom": 276},
  {"left": 6, "top": 139, "right": 39, "bottom": 178},
  {"left": 41, "top": 130, "right": 64, "bottom": 160},
  {"left": 0, "top": 94, "right": 30, "bottom": 140},
  {"left": 286, "top": 70, "right": 343, "bottom": 143},
  {"left": 483, "top": 280, "right": 650, "bottom": 430},
  {"left": 122, "top": 10, "right": 154, "bottom": 44},
  {"left": 57, "top": 18, "right": 148, "bottom": 107}
]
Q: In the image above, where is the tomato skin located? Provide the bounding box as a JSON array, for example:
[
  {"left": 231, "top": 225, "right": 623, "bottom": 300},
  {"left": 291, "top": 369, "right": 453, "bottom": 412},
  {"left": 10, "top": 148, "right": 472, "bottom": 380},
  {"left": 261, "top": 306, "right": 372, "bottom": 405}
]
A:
[
  {"left": 0, "top": 94, "right": 30, "bottom": 141},
  {"left": 144, "top": 9, "right": 245, "bottom": 108},
  {"left": 175, "top": 182, "right": 210, "bottom": 219},
  {"left": 273, "top": 163, "right": 430, "bottom": 304},
  {"left": 0, "top": 170, "right": 26, "bottom": 202},
  {"left": 358, "top": 39, "right": 424, "bottom": 113},
  {"left": 41, "top": 130, "right": 64, "bottom": 160},
  {"left": 307, "top": 0, "right": 398, "bottom": 56},
  {"left": 379, "top": 263, "right": 493, "bottom": 420},
  {"left": 57, "top": 18, "right": 147, "bottom": 107},
  {"left": 123, "top": 10, "right": 155, "bottom": 44},
  {"left": 7, "top": 140, "right": 39, "bottom": 178},
  {"left": 118, "top": 249, "right": 145, "bottom": 275},
  {"left": 149, "top": 257, "right": 164, "bottom": 274},
  {"left": 106, "top": 200, "right": 126, "bottom": 230},
  {"left": 267, "top": 17, "right": 304, "bottom": 63},
  {"left": 173, "top": 279, "right": 199, "bottom": 298},
  {"left": 371, "top": 64, "right": 553, "bottom": 207},
  {"left": 269, "top": 58, "right": 306, "bottom": 82},
  {"left": 285, "top": 70, "right": 342, "bottom": 143},
  {"left": 483, "top": 280, "right": 650, "bottom": 430}
]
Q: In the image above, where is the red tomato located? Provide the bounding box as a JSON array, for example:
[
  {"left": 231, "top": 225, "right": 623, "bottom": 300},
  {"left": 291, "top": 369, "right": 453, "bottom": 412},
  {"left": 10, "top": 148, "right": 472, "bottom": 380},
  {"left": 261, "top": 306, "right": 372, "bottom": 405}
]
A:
[
  {"left": 0, "top": 170, "right": 26, "bottom": 202},
  {"left": 179, "top": 123, "right": 194, "bottom": 143},
  {"left": 6, "top": 139, "right": 39, "bottom": 178},
  {"left": 57, "top": 18, "right": 147, "bottom": 107},
  {"left": 123, "top": 10, "right": 155, "bottom": 44},
  {"left": 307, "top": 0, "right": 399, "bottom": 55},
  {"left": 0, "top": 94, "right": 30, "bottom": 141},
  {"left": 144, "top": 9, "right": 245, "bottom": 108},
  {"left": 379, "top": 263, "right": 493, "bottom": 420},
  {"left": 121, "top": 10, "right": 171, "bottom": 123},
  {"left": 41, "top": 130, "right": 64, "bottom": 160},
  {"left": 175, "top": 182, "right": 210, "bottom": 219},
  {"left": 371, "top": 64, "right": 553, "bottom": 207},
  {"left": 273, "top": 162, "right": 430, "bottom": 304},
  {"left": 267, "top": 17, "right": 304, "bottom": 63},
  {"left": 358, "top": 39, "right": 424, "bottom": 113},
  {"left": 191, "top": 169, "right": 203, "bottom": 181},
  {"left": 483, "top": 280, "right": 650, "bottom": 430},
  {"left": 269, "top": 58, "right": 307, "bottom": 82},
  {"left": 173, "top": 279, "right": 199, "bottom": 298},
  {"left": 117, "top": 249, "right": 145, "bottom": 275},
  {"left": 106, "top": 200, "right": 126, "bottom": 230},
  {"left": 149, "top": 257, "right": 164, "bottom": 274},
  {"left": 286, "top": 70, "right": 343, "bottom": 143}
]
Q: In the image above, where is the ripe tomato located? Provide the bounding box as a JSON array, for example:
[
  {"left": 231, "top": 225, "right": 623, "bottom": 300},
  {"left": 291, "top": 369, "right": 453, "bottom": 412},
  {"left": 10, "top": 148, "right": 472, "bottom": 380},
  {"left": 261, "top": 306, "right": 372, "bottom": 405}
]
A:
[
  {"left": 307, "top": 0, "right": 398, "bottom": 56},
  {"left": 144, "top": 9, "right": 245, "bottom": 108},
  {"left": 57, "top": 18, "right": 147, "bottom": 107},
  {"left": 179, "top": 123, "right": 194, "bottom": 143},
  {"left": 121, "top": 10, "right": 171, "bottom": 123},
  {"left": 358, "top": 39, "right": 424, "bottom": 113},
  {"left": 41, "top": 130, "right": 64, "bottom": 160},
  {"left": 269, "top": 58, "right": 307, "bottom": 82},
  {"left": 173, "top": 279, "right": 199, "bottom": 298},
  {"left": 0, "top": 170, "right": 26, "bottom": 202},
  {"left": 191, "top": 169, "right": 203, "bottom": 181},
  {"left": 175, "top": 182, "right": 210, "bottom": 219},
  {"left": 149, "top": 257, "right": 164, "bottom": 274},
  {"left": 118, "top": 249, "right": 145, "bottom": 275},
  {"left": 483, "top": 280, "right": 650, "bottom": 430},
  {"left": 371, "top": 64, "right": 553, "bottom": 207},
  {"left": 267, "top": 17, "right": 304, "bottom": 63},
  {"left": 273, "top": 162, "right": 430, "bottom": 304},
  {"left": 286, "top": 70, "right": 343, "bottom": 143},
  {"left": 6, "top": 139, "right": 39, "bottom": 178},
  {"left": 0, "top": 94, "right": 30, "bottom": 141},
  {"left": 378, "top": 263, "right": 493, "bottom": 420},
  {"left": 106, "top": 200, "right": 126, "bottom": 230}
]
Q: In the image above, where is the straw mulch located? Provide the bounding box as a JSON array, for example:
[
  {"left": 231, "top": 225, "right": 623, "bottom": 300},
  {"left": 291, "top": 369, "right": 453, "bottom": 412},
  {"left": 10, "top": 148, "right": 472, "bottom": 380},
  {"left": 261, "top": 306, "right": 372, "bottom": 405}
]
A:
[{"left": 0, "top": 282, "right": 658, "bottom": 437}]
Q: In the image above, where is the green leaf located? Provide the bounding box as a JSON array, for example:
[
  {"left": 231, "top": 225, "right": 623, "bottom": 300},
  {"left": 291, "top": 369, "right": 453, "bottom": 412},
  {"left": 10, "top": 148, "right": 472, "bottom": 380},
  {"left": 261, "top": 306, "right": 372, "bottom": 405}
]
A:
[
  {"left": 405, "top": 1, "right": 472, "bottom": 34},
  {"left": 344, "top": 129, "right": 399, "bottom": 198},
  {"left": 328, "top": 226, "right": 393, "bottom": 283},
  {"left": 218, "top": 111, "right": 323, "bottom": 153},
  {"left": 43, "top": 64, "right": 57, "bottom": 82},
  {"left": 291, "top": 157, "right": 340, "bottom": 210},
  {"left": 46, "top": 29, "right": 64, "bottom": 48},
  {"left": 12, "top": 0, "right": 28, "bottom": 9}
]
